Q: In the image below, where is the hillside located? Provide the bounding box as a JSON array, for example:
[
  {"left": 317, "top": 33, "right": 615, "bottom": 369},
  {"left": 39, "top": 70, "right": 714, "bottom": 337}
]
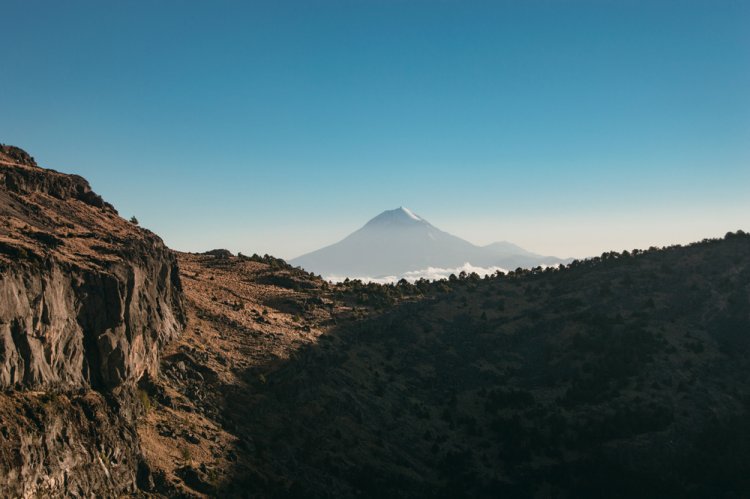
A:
[
  {"left": 290, "top": 207, "right": 568, "bottom": 278},
  {"left": 143, "top": 233, "right": 750, "bottom": 497},
  {"left": 0, "top": 145, "right": 185, "bottom": 496},
  {"left": 2, "top": 144, "right": 748, "bottom": 497}
]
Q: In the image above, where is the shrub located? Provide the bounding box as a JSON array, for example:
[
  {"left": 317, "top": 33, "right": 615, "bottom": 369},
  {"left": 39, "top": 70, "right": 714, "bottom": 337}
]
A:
[{"left": 137, "top": 389, "right": 151, "bottom": 413}]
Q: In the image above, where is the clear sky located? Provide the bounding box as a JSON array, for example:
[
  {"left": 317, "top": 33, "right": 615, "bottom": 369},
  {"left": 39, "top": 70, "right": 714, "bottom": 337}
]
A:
[{"left": 2, "top": 0, "right": 748, "bottom": 259}]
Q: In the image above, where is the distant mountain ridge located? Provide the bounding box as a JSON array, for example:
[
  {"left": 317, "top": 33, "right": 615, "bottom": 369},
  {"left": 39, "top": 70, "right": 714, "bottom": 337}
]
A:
[{"left": 290, "top": 207, "right": 569, "bottom": 278}]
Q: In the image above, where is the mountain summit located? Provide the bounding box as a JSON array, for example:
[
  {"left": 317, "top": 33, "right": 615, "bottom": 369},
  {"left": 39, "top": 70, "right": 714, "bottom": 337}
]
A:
[
  {"left": 363, "top": 207, "right": 426, "bottom": 227},
  {"left": 290, "top": 207, "right": 568, "bottom": 278}
]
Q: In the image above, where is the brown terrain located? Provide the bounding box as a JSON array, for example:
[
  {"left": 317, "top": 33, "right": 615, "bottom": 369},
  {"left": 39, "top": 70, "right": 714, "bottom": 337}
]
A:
[
  {"left": 143, "top": 237, "right": 750, "bottom": 498},
  {"left": 1, "top": 145, "right": 749, "bottom": 498},
  {"left": 137, "top": 252, "right": 339, "bottom": 496},
  {"left": 0, "top": 145, "right": 184, "bottom": 496}
]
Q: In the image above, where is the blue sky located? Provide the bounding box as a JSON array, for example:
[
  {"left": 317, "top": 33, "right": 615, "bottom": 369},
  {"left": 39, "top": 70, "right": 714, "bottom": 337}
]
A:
[{"left": 2, "top": 0, "right": 748, "bottom": 259}]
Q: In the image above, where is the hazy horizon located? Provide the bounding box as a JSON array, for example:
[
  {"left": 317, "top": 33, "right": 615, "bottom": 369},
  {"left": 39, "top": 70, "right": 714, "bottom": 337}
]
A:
[
  {"left": 2, "top": 1, "right": 748, "bottom": 260},
  {"left": 259, "top": 205, "right": 748, "bottom": 261}
]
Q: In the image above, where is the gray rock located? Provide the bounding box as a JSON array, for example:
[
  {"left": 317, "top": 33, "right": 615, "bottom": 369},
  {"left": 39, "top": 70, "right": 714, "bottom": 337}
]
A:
[{"left": 0, "top": 150, "right": 186, "bottom": 497}]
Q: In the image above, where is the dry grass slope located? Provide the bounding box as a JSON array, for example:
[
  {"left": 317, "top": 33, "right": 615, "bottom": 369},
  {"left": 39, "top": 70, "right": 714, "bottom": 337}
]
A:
[{"left": 142, "top": 233, "right": 750, "bottom": 498}]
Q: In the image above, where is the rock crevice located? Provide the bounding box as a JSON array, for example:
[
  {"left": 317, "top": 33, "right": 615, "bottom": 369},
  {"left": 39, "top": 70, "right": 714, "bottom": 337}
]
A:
[{"left": 0, "top": 145, "right": 185, "bottom": 497}]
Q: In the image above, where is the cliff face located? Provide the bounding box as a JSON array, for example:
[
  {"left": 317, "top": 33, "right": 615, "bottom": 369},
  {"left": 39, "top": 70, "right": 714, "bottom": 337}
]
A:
[
  {"left": 0, "top": 246, "right": 183, "bottom": 390},
  {"left": 0, "top": 145, "right": 185, "bottom": 497}
]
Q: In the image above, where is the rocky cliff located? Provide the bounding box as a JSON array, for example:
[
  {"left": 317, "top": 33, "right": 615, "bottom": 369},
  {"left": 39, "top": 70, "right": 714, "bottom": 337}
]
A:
[{"left": 0, "top": 144, "right": 185, "bottom": 496}]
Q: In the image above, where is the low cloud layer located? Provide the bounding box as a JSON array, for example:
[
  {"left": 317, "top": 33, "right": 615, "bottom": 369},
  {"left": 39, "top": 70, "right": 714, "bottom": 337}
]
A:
[{"left": 325, "top": 262, "right": 509, "bottom": 284}]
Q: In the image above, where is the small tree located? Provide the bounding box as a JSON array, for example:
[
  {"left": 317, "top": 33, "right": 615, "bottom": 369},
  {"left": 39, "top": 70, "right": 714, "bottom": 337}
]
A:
[{"left": 129, "top": 216, "right": 139, "bottom": 225}]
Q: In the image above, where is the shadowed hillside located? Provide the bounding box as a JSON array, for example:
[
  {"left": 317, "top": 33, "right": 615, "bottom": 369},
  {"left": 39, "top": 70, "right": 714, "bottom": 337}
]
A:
[
  {"left": 143, "top": 232, "right": 750, "bottom": 498},
  {"left": 3, "top": 143, "right": 747, "bottom": 498}
]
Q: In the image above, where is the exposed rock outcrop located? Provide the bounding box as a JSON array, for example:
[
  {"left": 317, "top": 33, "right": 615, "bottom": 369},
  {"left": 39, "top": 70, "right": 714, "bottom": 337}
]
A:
[
  {"left": 0, "top": 389, "right": 144, "bottom": 496},
  {"left": 0, "top": 247, "right": 183, "bottom": 390},
  {"left": 0, "top": 144, "right": 38, "bottom": 168},
  {"left": 0, "top": 145, "right": 185, "bottom": 497}
]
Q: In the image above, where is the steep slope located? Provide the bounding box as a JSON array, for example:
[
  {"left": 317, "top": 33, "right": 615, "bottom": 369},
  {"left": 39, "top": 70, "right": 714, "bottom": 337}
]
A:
[
  {"left": 231, "top": 234, "right": 750, "bottom": 497},
  {"left": 137, "top": 252, "right": 352, "bottom": 496},
  {"left": 145, "top": 233, "right": 750, "bottom": 497},
  {"left": 3, "top": 143, "right": 748, "bottom": 497},
  {"left": 290, "top": 207, "right": 567, "bottom": 278},
  {"left": 0, "top": 145, "right": 185, "bottom": 496}
]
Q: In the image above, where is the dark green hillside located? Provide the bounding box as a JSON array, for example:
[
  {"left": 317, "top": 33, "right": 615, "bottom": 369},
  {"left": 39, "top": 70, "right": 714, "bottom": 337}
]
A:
[{"left": 221, "top": 232, "right": 750, "bottom": 497}]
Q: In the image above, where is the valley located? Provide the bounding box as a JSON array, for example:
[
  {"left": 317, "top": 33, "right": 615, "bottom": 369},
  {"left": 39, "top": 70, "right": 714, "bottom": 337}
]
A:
[
  {"left": 146, "top": 236, "right": 750, "bottom": 497},
  {"left": 0, "top": 146, "right": 748, "bottom": 498}
]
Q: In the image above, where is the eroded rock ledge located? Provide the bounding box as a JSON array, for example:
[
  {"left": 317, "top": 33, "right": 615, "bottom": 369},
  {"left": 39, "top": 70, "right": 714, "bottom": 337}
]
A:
[{"left": 0, "top": 145, "right": 185, "bottom": 497}]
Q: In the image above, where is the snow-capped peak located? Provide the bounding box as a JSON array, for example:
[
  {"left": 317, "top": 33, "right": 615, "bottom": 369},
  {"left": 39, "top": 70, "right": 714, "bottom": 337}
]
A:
[
  {"left": 362, "top": 207, "right": 428, "bottom": 229},
  {"left": 399, "top": 206, "right": 421, "bottom": 221}
]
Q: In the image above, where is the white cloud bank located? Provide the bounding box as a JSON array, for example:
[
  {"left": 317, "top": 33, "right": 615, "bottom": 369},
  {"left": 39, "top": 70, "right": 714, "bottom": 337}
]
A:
[{"left": 324, "top": 262, "right": 510, "bottom": 284}]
